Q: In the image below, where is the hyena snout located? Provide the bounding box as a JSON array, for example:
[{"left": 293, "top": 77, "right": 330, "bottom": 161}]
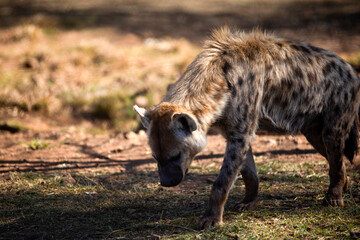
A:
[{"left": 158, "top": 162, "right": 185, "bottom": 187}]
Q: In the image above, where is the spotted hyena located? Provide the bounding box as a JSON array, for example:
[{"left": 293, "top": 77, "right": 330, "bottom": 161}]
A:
[{"left": 134, "top": 27, "right": 360, "bottom": 229}]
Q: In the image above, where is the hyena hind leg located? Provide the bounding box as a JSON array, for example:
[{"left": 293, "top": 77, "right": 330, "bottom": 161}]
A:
[
  {"left": 302, "top": 119, "right": 349, "bottom": 203},
  {"left": 235, "top": 146, "right": 259, "bottom": 211},
  {"left": 322, "top": 121, "right": 351, "bottom": 207},
  {"left": 302, "top": 116, "right": 351, "bottom": 206},
  {"left": 301, "top": 118, "right": 327, "bottom": 158}
]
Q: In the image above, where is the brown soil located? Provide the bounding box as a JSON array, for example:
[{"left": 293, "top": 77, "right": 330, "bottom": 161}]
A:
[{"left": 1, "top": 124, "right": 358, "bottom": 175}]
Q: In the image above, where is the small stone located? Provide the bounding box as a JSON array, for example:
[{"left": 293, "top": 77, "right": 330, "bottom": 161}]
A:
[
  {"left": 23, "top": 58, "right": 39, "bottom": 69},
  {"left": 135, "top": 96, "right": 148, "bottom": 108},
  {"left": 124, "top": 131, "right": 138, "bottom": 140},
  {"left": 150, "top": 233, "right": 161, "bottom": 240},
  {"left": 138, "top": 130, "right": 147, "bottom": 138}
]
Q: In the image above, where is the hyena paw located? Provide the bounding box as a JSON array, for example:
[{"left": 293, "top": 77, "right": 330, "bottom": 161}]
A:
[
  {"left": 323, "top": 192, "right": 344, "bottom": 207},
  {"left": 199, "top": 215, "right": 222, "bottom": 229},
  {"left": 235, "top": 198, "right": 258, "bottom": 211}
]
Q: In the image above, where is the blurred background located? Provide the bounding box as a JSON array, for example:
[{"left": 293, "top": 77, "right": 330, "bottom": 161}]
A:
[{"left": 0, "top": 0, "right": 359, "bottom": 133}]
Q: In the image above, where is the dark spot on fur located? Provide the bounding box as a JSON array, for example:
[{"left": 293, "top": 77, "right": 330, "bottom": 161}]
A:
[
  {"left": 284, "top": 78, "right": 293, "bottom": 89},
  {"left": 334, "top": 105, "right": 341, "bottom": 115},
  {"left": 237, "top": 105, "right": 241, "bottom": 113},
  {"left": 265, "top": 65, "right": 272, "bottom": 73},
  {"left": 273, "top": 95, "right": 282, "bottom": 105},
  {"left": 301, "top": 95, "right": 310, "bottom": 106},
  {"left": 238, "top": 77, "right": 244, "bottom": 87},
  {"left": 241, "top": 115, "right": 247, "bottom": 123},
  {"left": 229, "top": 151, "right": 237, "bottom": 161},
  {"left": 254, "top": 91, "right": 259, "bottom": 102},
  {"left": 330, "top": 61, "right": 336, "bottom": 69},
  {"left": 282, "top": 98, "right": 289, "bottom": 109},
  {"left": 325, "top": 81, "right": 331, "bottom": 92},
  {"left": 299, "top": 85, "right": 305, "bottom": 92},
  {"left": 309, "top": 45, "right": 324, "bottom": 53},
  {"left": 223, "top": 61, "right": 231, "bottom": 74},
  {"left": 264, "top": 78, "right": 271, "bottom": 90},
  {"left": 346, "top": 71, "right": 352, "bottom": 80},
  {"left": 307, "top": 72, "right": 316, "bottom": 82},
  {"left": 351, "top": 88, "right": 356, "bottom": 101},
  {"left": 232, "top": 87, "right": 237, "bottom": 97},
  {"left": 262, "top": 93, "right": 271, "bottom": 103},
  {"left": 326, "top": 53, "right": 337, "bottom": 59},
  {"left": 290, "top": 44, "right": 301, "bottom": 51},
  {"left": 248, "top": 72, "right": 255, "bottom": 82},
  {"left": 344, "top": 92, "right": 349, "bottom": 103},
  {"left": 308, "top": 57, "right": 313, "bottom": 65},
  {"left": 243, "top": 105, "right": 249, "bottom": 116},
  {"left": 322, "top": 62, "right": 333, "bottom": 77},
  {"left": 223, "top": 61, "right": 232, "bottom": 89},
  {"left": 291, "top": 91, "right": 298, "bottom": 100},
  {"left": 338, "top": 66, "right": 344, "bottom": 78},
  {"left": 294, "top": 67, "right": 304, "bottom": 79},
  {"left": 213, "top": 178, "right": 227, "bottom": 194},
  {"left": 299, "top": 46, "right": 311, "bottom": 54},
  {"left": 285, "top": 57, "right": 294, "bottom": 68},
  {"left": 237, "top": 138, "right": 245, "bottom": 148},
  {"left": 247, "top": 112, "right": 254, "bottom": 122}
]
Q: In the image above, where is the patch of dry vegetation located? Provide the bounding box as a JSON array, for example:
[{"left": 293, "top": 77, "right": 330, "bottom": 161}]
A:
[{"left": 0, "top": 21, "right": 199, "bottom": 131}]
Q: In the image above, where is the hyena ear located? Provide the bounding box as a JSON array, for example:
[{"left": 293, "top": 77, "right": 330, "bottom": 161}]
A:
[
  {"left": 133, "top": 105, "right": 151, "bottom": 129},
  {"left": 172, "top": 112, "right": 197, "bottom": 133}
]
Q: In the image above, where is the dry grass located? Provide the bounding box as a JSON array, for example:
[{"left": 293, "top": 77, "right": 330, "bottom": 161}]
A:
[
  {"left": 0, "top": 157, "right": 359, "bottom": 239},
  {"left": 1, "top": 21, "right": 359, "bottom": 132},
  {"left": 0, "top": 22, "right": 199, "bottom": 131}
]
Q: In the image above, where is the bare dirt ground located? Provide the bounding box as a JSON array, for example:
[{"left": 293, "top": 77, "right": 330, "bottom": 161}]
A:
[{"left": 1, "top": 122, "right": 359, "bottom": 175}]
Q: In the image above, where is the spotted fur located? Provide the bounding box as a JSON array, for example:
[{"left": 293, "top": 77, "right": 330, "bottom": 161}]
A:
[{"left": 134, "top": 27, "right": 360, "bottom": 228}]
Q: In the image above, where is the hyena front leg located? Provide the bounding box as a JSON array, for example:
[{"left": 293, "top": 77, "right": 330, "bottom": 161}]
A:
[
  {"left": 199, "top": 138, "right": 250, "bottom": 229},
  {"left": 235, "top": 146, "right": 259, "bottom": 211}
]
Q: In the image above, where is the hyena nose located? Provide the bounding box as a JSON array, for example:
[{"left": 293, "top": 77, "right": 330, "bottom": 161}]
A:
[
  {"left": 160, "top": 178, "right": 179, "bottom": 187},
  {"left": 160, "top": 175, "right": 183, "bottom": 187},
  {"left": 159, "top": 165, "right": 184, "bottom": 187}
]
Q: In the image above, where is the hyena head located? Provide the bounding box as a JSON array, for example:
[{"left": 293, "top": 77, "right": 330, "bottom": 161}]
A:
[{"left": 134, "top": 103, "right": 206, "bottom": 187}]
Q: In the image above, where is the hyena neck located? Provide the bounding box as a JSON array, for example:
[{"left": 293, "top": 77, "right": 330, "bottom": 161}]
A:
[
  {"left": 162, "top": 54, "right": 230, "bottom": 135},
  {"left": 163, "top": 90, "right": 229, "bottom": 135}
]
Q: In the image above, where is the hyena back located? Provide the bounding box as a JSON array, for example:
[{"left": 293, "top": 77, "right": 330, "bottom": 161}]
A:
[{"left": 134, "top": 27, "right": 360, "bottom": 229}]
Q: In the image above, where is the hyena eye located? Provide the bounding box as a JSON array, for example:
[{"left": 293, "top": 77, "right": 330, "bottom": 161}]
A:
[{"left": 168, "top": 152, "right": 181, "bottom": 162}]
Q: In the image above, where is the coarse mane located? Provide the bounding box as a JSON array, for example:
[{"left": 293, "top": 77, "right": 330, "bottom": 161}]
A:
[{"left": 203, "top": 27, "right": 281, "bottom": 64}]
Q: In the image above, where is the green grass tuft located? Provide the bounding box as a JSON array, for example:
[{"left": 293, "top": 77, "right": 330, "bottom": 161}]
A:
[{"left": 22, "top": 138, "right": 50, "bottom": 150}]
